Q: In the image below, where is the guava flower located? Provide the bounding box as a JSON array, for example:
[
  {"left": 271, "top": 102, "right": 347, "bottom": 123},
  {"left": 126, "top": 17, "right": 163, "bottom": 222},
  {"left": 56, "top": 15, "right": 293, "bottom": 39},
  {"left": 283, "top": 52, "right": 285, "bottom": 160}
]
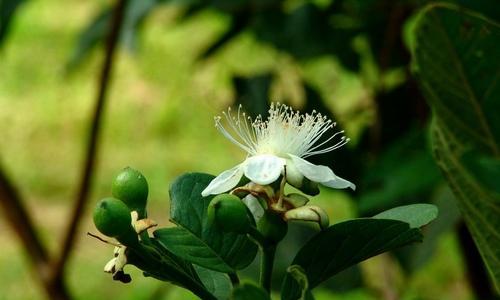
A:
[{"left": 201, "top": 103, "right": 355, "bottom": 197}]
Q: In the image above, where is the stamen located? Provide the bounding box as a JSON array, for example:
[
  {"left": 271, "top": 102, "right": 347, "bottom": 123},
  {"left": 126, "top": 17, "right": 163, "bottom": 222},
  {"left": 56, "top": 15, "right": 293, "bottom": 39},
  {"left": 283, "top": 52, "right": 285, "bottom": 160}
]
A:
[{"left": 214, "top": 103, "right": 349, "bottom": 158}]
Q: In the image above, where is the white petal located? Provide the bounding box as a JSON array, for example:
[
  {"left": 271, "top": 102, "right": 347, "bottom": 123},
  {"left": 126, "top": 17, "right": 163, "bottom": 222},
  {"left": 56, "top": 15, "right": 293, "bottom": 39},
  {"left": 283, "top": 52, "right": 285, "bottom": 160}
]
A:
[
  {"left": 288, "top": 154, "right": 335, "bottom": 182},
  {"left": 284, "top": 158, "right": 304, "bottom": 187},
  {"left": 289, "top": 154, "right": 355, "bottom": 190},
  {"left": 322, "top": 176, "right": 356, "bottom": 190},
  {"left": 201, "top": 164, "right": 244, "bottom": 197},
  {"left": 104, "top": 258, "right": 117, "bottom": 273},
  {"left": 243, "top": 154, "right": 285, "bottom": 185}
]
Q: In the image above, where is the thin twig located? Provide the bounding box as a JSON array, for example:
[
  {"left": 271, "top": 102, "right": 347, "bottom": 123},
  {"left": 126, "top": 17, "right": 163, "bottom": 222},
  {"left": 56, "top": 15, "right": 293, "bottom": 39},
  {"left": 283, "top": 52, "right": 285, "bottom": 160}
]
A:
[
  {"left": 52, "top": 0, "right": 129, "bottom": 282},
  {"left": 87, "top": 232, "right": 121, "bottom": 247}
]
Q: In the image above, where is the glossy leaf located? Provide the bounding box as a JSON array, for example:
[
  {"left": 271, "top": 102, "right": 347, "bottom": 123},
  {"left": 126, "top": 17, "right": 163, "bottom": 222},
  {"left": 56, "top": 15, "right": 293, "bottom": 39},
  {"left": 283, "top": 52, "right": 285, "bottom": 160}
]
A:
[
  {"left": 154, "top": 173, "right": 258, "bottom": 273},
  {"left": 127, "top": 240, "right": 219, "bottom": 300},
  {"left": 194, "top": 265, "right": 232, "bottom": 300},
  {"left": 281, "top": 218, "right": 424, "bottom": 300},
  {"left": 373, "top": 204, "right": 438, "bottom": 228},
  {"left": 412, "top": 3, "right": 500, "bottom": 291}
]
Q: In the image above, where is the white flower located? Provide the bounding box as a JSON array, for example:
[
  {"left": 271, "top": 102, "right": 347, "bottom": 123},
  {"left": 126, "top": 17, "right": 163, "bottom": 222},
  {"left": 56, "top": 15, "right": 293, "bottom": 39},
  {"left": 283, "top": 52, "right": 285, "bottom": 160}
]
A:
[{"left": 201, "top": 103, "right": 355, "bottom": 197}]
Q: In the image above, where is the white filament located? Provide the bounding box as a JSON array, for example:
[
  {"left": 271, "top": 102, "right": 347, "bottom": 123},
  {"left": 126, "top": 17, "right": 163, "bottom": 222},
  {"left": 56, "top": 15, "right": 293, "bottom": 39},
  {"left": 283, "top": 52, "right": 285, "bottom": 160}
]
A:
[{"left": 215, "top": 103, "right": 349, "bottom": 159}]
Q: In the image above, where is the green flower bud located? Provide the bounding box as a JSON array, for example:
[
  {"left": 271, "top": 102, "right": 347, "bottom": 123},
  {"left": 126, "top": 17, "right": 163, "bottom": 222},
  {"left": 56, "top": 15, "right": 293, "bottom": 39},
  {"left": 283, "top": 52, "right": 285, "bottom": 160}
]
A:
[
  {"left": 208, "top": 194, "right": 251, "bottom": 234},
  {"left": 93, "top": 197, "right": 137, "bottom": 245},
  {"left": 257, "top": 211, "right": 288, "bottom": 243},
  {"left": 112, "top": 167, "right": 149, "bottom": 218}
]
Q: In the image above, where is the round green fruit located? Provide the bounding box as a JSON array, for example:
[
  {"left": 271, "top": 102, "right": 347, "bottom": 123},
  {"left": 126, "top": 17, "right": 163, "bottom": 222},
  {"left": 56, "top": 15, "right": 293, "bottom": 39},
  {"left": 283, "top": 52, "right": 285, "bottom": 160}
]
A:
[
  {"left": 208, "top": 194, "right": 251, "bottom": 234},
  {"left": 257, "top": 211, "right": 288, "bottom": 243},
  {"left": 112, "top": 167, "right": 149, "bottom": 218},
  {"left": 93, "top": 197, "right": 136, "bottom": 244}
]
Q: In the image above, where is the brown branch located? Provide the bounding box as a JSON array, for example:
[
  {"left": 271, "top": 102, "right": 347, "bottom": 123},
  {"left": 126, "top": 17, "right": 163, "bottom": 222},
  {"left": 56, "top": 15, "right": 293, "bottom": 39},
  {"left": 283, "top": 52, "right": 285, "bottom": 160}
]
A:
[
  {"left": 0, "top": 165, "right": 71, "bottom": 300},
  {"left": 51, "top": 0, "right": 129, "bottom": 282},
  {"left": 0, "top": 165, "right": 50, "bottom": 277}
]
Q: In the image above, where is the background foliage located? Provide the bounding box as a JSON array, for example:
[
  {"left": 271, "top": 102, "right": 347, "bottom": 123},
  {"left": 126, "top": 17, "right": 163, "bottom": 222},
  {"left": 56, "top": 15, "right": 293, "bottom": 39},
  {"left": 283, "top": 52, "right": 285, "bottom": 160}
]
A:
[{"left": 0, "top": 0, "right": 498, "bottom": 299}]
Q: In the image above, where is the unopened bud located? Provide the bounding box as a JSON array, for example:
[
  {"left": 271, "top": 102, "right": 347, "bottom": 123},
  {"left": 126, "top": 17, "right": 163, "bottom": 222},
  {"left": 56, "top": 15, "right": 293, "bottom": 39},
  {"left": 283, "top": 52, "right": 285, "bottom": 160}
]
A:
[{"left": 284, "top": 205, "right": 329, "bottom": 230}]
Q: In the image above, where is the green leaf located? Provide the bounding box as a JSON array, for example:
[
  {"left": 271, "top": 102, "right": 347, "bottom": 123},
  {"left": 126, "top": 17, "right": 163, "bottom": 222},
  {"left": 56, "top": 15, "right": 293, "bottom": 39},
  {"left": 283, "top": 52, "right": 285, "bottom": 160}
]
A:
[
  {"left": 373, "top": 204, "right": 438, "bottom": 228},
  {"left": 394, "top": 186, "right": 461, "bottom": 273},
  {"left": 194, "top": 265, "right": 232, "bottom": 300},
  {"left": 154, "top": 173, "right": 258, "bottom": 273},
  {"left": 67, "top": 0, "right": 160, "bottom": 70},
  {"left": 461, "top": 150, "right": 500, "bottom": 193},
  {"left": 411, "top": 3, "right": 500, "bottom": 291},
  {"left": 231, "top": 282, "right": 270, "bottom": 300},
  {"left": 154, "top": 227, "right": 231, "bottom": 273},
  {"left": 281, "top": 219, "right": 423, "bottom": 300},
  {"left": 286, "top": 265, "right": 309, "bottom": 300},
  {"left": 127, "top": 240, "right": 219, "bottom": 300},
  {"left": 358, "top": 128, "right": 442, "bottom": 215}
]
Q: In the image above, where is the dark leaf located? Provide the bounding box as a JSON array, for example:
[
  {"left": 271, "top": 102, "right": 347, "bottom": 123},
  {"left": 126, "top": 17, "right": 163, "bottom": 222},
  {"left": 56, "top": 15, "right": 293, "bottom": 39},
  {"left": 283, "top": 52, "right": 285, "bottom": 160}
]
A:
[
  {"left": 233, "top": 73, "right": 273, "bottom": 118},
  {"left": 231, "top": 282, "right": 270, "bottom": 300},
  {"left": 412, "top": 3, "right": 500, "bottom": 291},
  {"left": 154, "top": 173, "right": 258, "bottom": 273},
  {"left": 281, "top": 218, "right": 424, "bottom": 299},
  {"left": 67, "top": 0, "right": 161, "bottom": 70},
  {"left": 394, "top": 186, "right": 461, "bottom": 273},
  {"left": 199, "top": 12, "right": 249, "bottom": 59},
  {"left": 194, "top": 265, "right": 232, "bottom": 300},
  {"left": 358, "top": 128, "right": 441, "bottom": 215},
  {"left": 0, "top": 0, "right": 26, "bottom": 48},
  {"left": 461, "top": 150, "right": 500, "bottom": 194}
]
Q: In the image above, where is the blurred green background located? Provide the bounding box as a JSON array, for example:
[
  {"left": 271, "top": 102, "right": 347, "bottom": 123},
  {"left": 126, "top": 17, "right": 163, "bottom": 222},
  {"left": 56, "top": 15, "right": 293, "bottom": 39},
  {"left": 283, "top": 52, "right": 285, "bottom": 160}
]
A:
[{"left": 1, "top": 0, "right": 497, "bottom": 299}]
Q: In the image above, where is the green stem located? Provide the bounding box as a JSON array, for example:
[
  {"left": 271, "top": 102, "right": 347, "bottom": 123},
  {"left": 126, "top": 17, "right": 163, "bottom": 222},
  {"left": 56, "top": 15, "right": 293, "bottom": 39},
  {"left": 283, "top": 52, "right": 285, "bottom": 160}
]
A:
[
  {"left": 248, "top": 225, "right": 277, "bottom": 293},
  {"left": 260, "top": 244, "right": 276, "bottom": 293},
  {"left": 247, "top": 226, "right": 266, "bottom": 247}
]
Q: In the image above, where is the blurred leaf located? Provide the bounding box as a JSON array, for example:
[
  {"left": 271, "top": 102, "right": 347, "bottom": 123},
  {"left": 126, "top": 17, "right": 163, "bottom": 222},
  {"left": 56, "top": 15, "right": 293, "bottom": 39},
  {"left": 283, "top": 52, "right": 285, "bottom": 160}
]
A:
[
  {"left": 394, "top": 186, "right": 461, "bottom": 273},
  {"left": 231, "top": 282, "right": 270, "bottom": 300},
  {"left": 303, "top": 83, "right": 361, "bottom": 184},
  {"left": 281, "top": 218, "right": 424, "bottom": 300},
  {"left": 67, "top": 7, "right": 111, "bottom": 70},
  {"left": 199, "top": 12, "right": 249, "bottom": 58},
  {"left": 154, "top": 173, "right": 258, "bottom": 273},
  {"left": 233, "top": 73, "right": 272, "bottom": 118},
  {"left": 358, "top": 128, "right": 441, "bottom": 215},
  {"left": 194, "top": 265, "right": 232, "bottom": 300},
  {"left": 442, "top": 0, "right": 500, "bottom": 22},
  {"left": 412, "top": 3, "right": 500, "bottom": 291},
  {"left": 67, "top": 0, "right": 161, "bottom": 70},
  {"left": 373, "top": 204, "right": 438, "bottom": 228},
  {"left": 251, "top": 3, "right": 360, "bottom": 70},
  {"left": 0, "top": 0, "right": 26, "bottom": 48}
]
